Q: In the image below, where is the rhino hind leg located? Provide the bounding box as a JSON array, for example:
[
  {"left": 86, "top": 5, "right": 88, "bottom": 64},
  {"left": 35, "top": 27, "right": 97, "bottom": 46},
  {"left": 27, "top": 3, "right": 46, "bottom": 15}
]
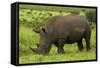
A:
[
  {"left": 85, "top": 40, "right": 90, "bottom": 51},
  {"left": 77, "top": 40, "right": 84, "bottom": 51},
  {"left": 84, "top": 30, "right": 91, "bottom": 51}
]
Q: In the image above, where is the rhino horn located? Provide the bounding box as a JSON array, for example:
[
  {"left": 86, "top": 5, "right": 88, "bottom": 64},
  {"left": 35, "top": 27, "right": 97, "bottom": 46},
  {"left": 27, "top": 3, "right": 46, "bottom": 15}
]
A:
[{"left": 29, "top": 47, "right": 39, "bottom": 54}]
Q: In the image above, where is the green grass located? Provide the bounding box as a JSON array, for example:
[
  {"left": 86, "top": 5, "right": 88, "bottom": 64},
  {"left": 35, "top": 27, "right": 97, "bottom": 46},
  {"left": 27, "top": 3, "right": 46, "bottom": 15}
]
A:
[
  {"left": 19, "top": 25, "right": 96, "bottom": 64},
  {"left": 19, "top": 5, "right": 96, "bottom": 64}
]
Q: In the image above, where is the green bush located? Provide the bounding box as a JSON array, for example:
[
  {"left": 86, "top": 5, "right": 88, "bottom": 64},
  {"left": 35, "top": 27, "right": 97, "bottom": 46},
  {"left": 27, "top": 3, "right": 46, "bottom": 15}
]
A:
[
  {"left": 19, "top": 9, "right": 69, "bottom": 30},
  {"left": 70, "top": 10, "right": 80, "bottom": 15},
  {"left": 85, "top": 9, "right": 96, "bottom": 23}
]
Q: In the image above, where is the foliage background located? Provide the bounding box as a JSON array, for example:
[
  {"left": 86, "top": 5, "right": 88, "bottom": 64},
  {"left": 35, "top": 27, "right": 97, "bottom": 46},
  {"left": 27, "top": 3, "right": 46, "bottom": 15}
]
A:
[{"left": 19, "top": 4, "right": 96, "bottom": 64}]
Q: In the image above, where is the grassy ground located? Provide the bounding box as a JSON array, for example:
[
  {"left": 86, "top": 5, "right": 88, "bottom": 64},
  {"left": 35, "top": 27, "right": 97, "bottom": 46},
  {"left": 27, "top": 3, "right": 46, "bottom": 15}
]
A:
[{"left": 19, "top": 25, "right": 96, "bottom": 64}]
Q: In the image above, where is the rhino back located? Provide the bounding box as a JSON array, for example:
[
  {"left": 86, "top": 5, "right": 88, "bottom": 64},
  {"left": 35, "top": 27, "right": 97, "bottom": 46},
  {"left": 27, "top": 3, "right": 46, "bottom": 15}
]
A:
[{"left": 45, "top": 15, "right": 90, "bottom": 40}]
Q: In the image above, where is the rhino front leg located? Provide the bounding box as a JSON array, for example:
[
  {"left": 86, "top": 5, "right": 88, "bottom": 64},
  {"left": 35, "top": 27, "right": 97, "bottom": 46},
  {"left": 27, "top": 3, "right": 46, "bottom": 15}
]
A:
[{"left": 56, "top": 39, "right": 65, "bottom": 54}]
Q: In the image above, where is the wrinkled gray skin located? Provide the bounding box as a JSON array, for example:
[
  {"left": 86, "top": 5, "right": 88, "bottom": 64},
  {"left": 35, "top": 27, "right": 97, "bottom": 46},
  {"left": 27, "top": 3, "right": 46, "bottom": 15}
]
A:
[{"left": 30, "top": 14, "right": 91, "bottom": 55}]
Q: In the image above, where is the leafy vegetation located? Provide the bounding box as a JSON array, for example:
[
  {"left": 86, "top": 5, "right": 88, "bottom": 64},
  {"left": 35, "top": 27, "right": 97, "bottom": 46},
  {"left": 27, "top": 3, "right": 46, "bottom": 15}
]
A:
[
  {"left": 19, "top": 4, "right": 96, "bottom": 64},
  {"left": 85, "top": 9, "right": 96, "bottom": 23}
]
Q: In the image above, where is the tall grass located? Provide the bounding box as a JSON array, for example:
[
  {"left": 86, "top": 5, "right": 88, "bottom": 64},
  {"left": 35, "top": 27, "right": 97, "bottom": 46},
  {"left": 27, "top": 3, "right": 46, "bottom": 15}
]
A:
[
  {"left": 19, "top": 25, "right": 96, "bottom": 64},
  {"left": 19, "top": 26, "right": 39, "bottom": 56}
]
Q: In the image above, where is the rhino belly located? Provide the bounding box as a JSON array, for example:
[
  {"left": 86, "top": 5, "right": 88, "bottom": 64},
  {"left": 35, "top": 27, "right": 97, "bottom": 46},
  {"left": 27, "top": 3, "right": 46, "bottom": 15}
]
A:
[{"left": 66, "top": 29, "right": 85, "bottom": 44}]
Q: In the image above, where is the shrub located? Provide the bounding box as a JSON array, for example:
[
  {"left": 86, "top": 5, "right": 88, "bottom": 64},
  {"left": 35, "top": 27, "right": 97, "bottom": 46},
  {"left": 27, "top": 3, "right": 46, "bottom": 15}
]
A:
[{"left": 85, "top": 9, "right": 96, "bottom": 23}]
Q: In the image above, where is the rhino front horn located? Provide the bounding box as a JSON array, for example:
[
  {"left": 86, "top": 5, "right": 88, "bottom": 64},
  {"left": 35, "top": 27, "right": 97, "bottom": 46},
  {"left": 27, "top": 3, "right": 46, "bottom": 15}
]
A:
[{"left": 29, "top": 47, "right": 39, "bottom": 54}]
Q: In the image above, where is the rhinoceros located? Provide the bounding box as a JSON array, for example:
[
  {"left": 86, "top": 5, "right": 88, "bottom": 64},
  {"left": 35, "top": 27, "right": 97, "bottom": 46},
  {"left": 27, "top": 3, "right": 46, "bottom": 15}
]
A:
[{"left": 30, "top": 14, "right": 91, "bottom": 55}]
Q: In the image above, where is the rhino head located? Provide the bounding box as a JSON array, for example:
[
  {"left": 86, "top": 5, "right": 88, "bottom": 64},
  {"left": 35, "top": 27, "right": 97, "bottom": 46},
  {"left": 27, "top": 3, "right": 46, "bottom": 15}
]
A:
[{"left": 30, "top": 28, "right": 52, "bottom": 55}]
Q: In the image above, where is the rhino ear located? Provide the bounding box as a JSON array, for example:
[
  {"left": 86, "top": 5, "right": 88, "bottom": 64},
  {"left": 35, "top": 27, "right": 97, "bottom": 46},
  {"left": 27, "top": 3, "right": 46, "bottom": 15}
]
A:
[
  {"left": 36, "top": 44, "right": 39, "bottom": 47},
  {"left": 41, "top": 28, "right": 47, "bottom": 33}
]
